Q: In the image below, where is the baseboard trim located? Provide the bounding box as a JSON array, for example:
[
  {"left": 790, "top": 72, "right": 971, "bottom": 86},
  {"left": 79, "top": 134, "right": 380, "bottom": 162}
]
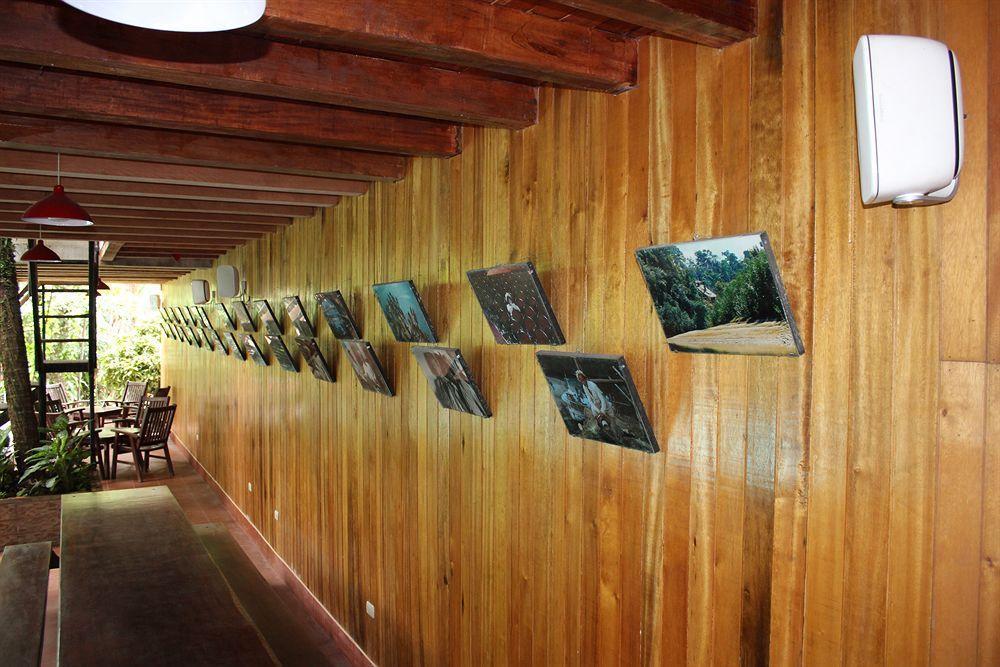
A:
[{"left": 170, "top": 434, "right": 375, "bottom": 667}]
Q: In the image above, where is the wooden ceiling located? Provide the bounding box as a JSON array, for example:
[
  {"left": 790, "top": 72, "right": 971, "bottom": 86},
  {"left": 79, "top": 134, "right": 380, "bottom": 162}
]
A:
[{"left": 5, "top": 0, "right": 755, "bottom": 283}]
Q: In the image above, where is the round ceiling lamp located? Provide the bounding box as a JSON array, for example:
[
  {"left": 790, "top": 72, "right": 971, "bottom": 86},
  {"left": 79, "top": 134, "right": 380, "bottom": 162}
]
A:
[
  {"left": 61, "top": 0, "right": 267, "bottom": 32},
  {"left": 21, "top": 184, "right": 94, "bottom": 227},
  {"left": 20, "top": 240, "right": 61, "bottom": 263}
]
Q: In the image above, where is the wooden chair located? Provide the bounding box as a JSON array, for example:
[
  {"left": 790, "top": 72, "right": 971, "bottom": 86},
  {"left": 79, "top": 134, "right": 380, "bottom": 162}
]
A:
[
  {"left": 45, "top": 384, "right": 86, "bottom": 423},
  {"left": 102, "top": 381, "right": 148, "bottom": 425},
  {"left": 111, "top": 403, "right": 176, "bottom": 482},
  {"left": 152, "top": 386, "right": 171, "bottom": 399},
  {"left": 40, "top": 399, "right": 104, "bottom": 478},
  {"left": 105, "top": 396, "right": 168, "bottom": 478}
]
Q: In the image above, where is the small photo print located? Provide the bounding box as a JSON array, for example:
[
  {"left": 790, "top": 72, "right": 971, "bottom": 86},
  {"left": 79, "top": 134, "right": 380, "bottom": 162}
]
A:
[
  {"left": 225, "top": 332, "right": 246, "bottom": 361},
  {"left": 634, "top": 232, "right": 804, "bottom": 357},
  {"left": 341, "top": 339, "right": 393, "bottom": 396},
  {"left": 315, "top": 290, "right": 361, "bottom": 339},
  {"left": 242, "top": 334, "right": 268, "bottom": 366},
  {"left": 190, "top": 327, "right": 204, "bottom": 348},
  {"left": 411, "top": 346, "right": 490, "bottom": 418},
  {"left": 466, "top": 261, "right": 564, "bottom": 345},
  {"left": 216, "top": 303, "right": 237, "bottom": 330},
  {"left": 254, "top": 300, "right": 283, "bottom": 336},
  {"left": 536, "top": 351, "right": 658, "bottom": 454},
  {"left": 194, "top": 306, "right": 213, "bottom": 329},
  {"left": 296, "top": 337, "right": 334, "bottom": 382},
  {"left": 265, "top": 334, "right": 297, "bottom": 372},
  {"left": 373, "top": 280, "right": 438, "bottom": 343},
  {"left": 283, "top": 296, "right": 315, "bottom": 338},
  {"left": 209, "top": 329, "right": 228, "bottom": 355},
  {"left": 232, "top": 300, "right": 256, "bottom": 332}
]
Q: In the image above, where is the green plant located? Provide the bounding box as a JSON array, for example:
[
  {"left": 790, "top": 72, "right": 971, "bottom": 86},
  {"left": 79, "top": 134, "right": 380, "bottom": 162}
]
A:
[
  {"left": 97, "top": 322, "right": 161, "bottom": 399},
  {"left": 17, "top": 418, "right": 95, "bottom": 496}
]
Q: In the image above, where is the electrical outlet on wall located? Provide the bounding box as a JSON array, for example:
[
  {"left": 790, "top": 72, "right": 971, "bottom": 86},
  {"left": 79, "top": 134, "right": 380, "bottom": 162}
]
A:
[
  {"left": 247, "top": 482, "right": 253, "bottom": 493},
  {"left": 366, "top": 601, "right": 376, "bottom": 619},
  {"left": 273, "top": 509, "right": 280, "bottom": 521}
]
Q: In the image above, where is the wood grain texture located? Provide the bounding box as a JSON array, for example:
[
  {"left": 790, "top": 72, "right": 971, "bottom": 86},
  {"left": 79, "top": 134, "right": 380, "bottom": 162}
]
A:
[{"left": 162, "top": 1, "right": 998, "bottom": 663}]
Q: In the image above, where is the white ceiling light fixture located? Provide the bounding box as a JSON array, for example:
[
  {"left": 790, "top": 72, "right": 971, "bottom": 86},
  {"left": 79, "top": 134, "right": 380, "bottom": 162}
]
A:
[{"left": 61, "top": 0, "right": 266, "bottom": 33}]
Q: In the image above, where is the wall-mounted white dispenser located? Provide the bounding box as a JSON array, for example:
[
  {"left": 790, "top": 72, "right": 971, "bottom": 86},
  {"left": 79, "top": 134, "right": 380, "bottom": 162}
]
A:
[
  {"left": 853, "top": 35, "right": 963, "bottom": 206},
  {"left": 191, "top": 279, "right": 210, "bottom": 305},
  {"left": 217, "top": 265, "right": 240, "bottom": 299}
]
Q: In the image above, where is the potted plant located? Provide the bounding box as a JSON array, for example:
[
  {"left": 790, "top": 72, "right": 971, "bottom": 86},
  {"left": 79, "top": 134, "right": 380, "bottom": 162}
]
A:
[{"left": 17, "top": 417, "right": 97, "bottom": 497}]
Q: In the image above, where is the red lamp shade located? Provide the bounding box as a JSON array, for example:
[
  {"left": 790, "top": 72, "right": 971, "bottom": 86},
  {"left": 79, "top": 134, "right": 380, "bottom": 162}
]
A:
[
  {"left": 97, "top": 278, "right": 110, "bottom": 291},
  {"left": 21, "top": 185, "right": 94, "bottom": 227},
  {"left": 19, "top": 240, "right": 61, "bottom": 263}
]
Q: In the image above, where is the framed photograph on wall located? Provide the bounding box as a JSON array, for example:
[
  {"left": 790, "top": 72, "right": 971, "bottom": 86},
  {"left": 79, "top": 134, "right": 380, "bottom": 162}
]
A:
[
  {"left": 216, "top": 303, "right": 237, "bottom": 330},
  {"left": 283, "top": 296, "right": 315, "bottom": 338},
  {"left": 295, "top": 337, "right": 334, "bottom": 382},
  {"left": 194, "top": 306, "right": 213, "bottom": 329},
  {"left": 177, "top": 325, "right": 191, "bottom": 344},
  {"left": 241, "top": 334, "right": 267, "bottom": 366},
  {"left": 411, "top": 346, "right": 490, "bottom": 418},
  {"left": 315, "top": 290, "right": 361, "bottom": 339},
  {"left": 185, "top": 306, "right": 199, "bottom": 327},
  {"left": 373, "top": 280, "right": 438, "bottom": 343},
  {"left": 232, "top": 300, "right": 256, "bottom": 332},
  {"left": 265, "top": 335, "right": 297, "bottom": 372},
  {"left": 190, "top": 327, "right": 204, "bottom": 348},
  {"left": 466, "top": 261, "right": 565, "bottom": 345},
  {"left": 634, "top": 232, "right": 804, "bottom": 357},
  {"left": 175, "top": 307, "right": 190, "bottom": 326},
  {"left": 159, "top": 323, "right": 171, "bottom": 339},
  {"left": 225, "top": 332, "right": 246, "bottom": 361},
  {"left": 254, "top": 299, "right": 283, "bottom": 336},
  {"left": 208, "top": 329, "right": 228, "bottom": 355},
  {"left": 341, "top": 339, "right": 393, "bottom": 396},
  {"left": 536, "top": 351, "right": 658, "bottom": 453}
]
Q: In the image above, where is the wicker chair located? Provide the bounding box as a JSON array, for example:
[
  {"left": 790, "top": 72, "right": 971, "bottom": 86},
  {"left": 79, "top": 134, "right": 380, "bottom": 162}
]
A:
[{"left": 111, "top": 403, "right": 175, "bottom": 482}]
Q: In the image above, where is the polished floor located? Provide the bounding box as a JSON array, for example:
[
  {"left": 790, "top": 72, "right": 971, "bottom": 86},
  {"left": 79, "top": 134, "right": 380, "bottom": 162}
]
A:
[{"left": 41, "top": 442, "right": 357, "bottom": 666}]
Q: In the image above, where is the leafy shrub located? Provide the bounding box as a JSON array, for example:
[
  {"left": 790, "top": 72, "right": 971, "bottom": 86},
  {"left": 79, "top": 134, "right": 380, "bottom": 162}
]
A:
[
  {"left": 97, "top": 322, "right": 161, "bottom": 399},
  {"left": 708, "top": 250, "right": 784, "bottom": 326},
  {"left": 18, "top": 418, "right": 95, "bottom": 496},
  {"left": 0, "top": 423, "right": 16, "bottom": 499}
]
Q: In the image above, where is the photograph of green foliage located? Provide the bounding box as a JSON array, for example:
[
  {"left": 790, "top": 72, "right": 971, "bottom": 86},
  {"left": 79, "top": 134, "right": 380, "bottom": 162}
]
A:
[{"left": 634, "top": 232, "right": 804, "bottom": 356}]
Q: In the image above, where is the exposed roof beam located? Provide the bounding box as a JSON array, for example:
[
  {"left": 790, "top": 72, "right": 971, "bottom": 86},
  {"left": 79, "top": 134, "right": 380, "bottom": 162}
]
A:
[
  {"left": 101, "top": 241, "right": 124, "bottom": 261},
  {"left": 0, "top": 174, "right": 342, "bottom": 207},
  {"left": 0, "top": 64, "right": 461, "bottom": 157},
  {"left": 554, "top": 0, "right": 756, "bottom": 47},
  {"left": 0, "top": 188, "right": 314, "bottom": 218},
  {"left": 0, "top": 150, "right": 368, "bottom": 196},
  {"left": 0, "top": 114, "right": 405, "bottom": 181},
  {"left": 0, "top": 0, "right": 536, "bottom": 129},
  {"left": 0, "top": 216, "right": 277, "bottom": 237},
  {"left": 0, "top": 227, "right": 241, "bottom": 246},
  {"left": 251, "top": 0, "right": 638, "bottom": 92},
  {"left": 0, "top": 206, "right": 290, "bottom": 226},
  {"left": 105, "top": 257, "right": 214, "bottom": 269}
]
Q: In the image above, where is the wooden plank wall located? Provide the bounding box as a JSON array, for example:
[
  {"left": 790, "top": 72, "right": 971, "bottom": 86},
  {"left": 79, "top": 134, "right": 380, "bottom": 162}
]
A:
[{"left": 162, "top": 0, "right": 999, "bottom": 663}]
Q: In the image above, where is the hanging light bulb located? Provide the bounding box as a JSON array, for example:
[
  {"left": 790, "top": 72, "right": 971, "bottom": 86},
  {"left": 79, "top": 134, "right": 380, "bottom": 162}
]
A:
[
  {"left": 62, "top": 0, "right": 266, "bottom": 32},
  {"left": 20, "top": 239, "right": 61, "bottom": 263},
  {"left": 20, "top": 154, "right": 93, "bottom": 227}
]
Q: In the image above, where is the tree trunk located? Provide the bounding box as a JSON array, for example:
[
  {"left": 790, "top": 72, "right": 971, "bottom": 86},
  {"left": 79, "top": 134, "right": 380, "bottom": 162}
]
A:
[{"left": 0, "top": 237, "right": 40, "bottom": 470}]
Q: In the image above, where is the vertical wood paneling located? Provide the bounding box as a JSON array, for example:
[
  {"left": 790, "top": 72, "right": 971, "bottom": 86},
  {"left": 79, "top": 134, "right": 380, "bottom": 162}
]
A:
[{"left": 160, "top": 1, "right": 998, "bottom": 664}]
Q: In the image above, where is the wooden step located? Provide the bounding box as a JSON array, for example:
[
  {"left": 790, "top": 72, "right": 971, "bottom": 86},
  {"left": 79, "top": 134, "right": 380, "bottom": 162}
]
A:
[{"left": 0, "top": 541, "right": 53, "bottom": 667}]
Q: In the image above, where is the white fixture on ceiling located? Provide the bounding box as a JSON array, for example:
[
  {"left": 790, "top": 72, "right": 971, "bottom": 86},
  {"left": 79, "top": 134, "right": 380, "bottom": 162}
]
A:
[
  {"left": 61, "top": 0, "right": 266, "bottom": 32},
  {"left": 853, "top": 35, "right": 964, "bottom": 207}
]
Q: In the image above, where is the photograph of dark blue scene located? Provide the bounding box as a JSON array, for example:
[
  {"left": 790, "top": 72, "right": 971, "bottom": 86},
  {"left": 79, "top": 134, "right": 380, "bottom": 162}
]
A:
[
  {"left": 315, "top": 290, "right": 361, "bottom": 339},
  {"left": 373, "top": 280, "right": 438, "bottom": 343},
  {"left": 536, "top": 351, "right": 658, "bottom": 453}
]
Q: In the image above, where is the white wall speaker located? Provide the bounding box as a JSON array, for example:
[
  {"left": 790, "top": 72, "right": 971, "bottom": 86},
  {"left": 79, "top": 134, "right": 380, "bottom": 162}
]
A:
[
  {"left": 853, "top": 35, "right": 964, "bottom": 206},
  {"left": 191, "top": 279, "right": 211, "bottom": 305},
  {"left": 217, "top": 265, "right": 240, "bottom": 299}
]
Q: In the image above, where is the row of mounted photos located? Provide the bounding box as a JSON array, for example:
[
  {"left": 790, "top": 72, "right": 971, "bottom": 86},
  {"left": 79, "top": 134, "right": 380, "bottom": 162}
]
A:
[{"left": 160, "top": 232, "right": 804, "bottom": 455}]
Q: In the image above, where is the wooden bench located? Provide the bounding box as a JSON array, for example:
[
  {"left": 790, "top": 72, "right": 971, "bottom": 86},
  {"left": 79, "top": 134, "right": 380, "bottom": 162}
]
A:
[
  {"left": 195, "top": 524, "right": 333, "bottom": 667},
  {"left": 0, "top": 541, "right": 53, "bottom": 667}
]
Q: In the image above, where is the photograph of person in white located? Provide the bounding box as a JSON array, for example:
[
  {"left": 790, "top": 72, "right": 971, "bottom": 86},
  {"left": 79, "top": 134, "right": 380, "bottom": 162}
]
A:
[{"left": 537, "top": 351, "right": 658, "bottom": 453}]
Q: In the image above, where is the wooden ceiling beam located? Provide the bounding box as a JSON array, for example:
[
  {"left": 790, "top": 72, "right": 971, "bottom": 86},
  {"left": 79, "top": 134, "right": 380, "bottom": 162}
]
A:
[
  {"left": 105, "top": 257, "right": 214, "bottom": 269},
  {"left": 0, "top": 220, "right": 272, "bottom": 239},
  {"left": 0, "top": 0, "right": 536, "bottom": 129},
  {"left": 0, "top": 64, "right": 461, "bottom": 158},
  {"left": 0, "top": 188, "right": 314, "bottom": 218},
  {"left": 0, "top": 114, "right": 405, "bottom": 181},
  {"left": 0, "top": 174, "right": 341, "bottom": 207},
  {"left": 0, "top": 150, "right": 368, "bottom": 196},
  {"left": 0, "top": 206, "right": 290, "bottom": 226},
  {"left": 251, "top": 0, "right": 638, "bottom": 91},
  {"left": 0, "top": 229, "right": 241, "bottom": 247},
  {"left": 554, "top": 0, "right": 756, "bottom": 47},
  {"left": 101, "top": 241, "right": 124, "bottom": 262}
]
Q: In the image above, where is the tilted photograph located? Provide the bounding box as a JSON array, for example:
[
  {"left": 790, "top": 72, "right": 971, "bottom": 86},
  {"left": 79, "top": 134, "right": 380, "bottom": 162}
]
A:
[
  {"left": 341, "top": 339, "right": 393, "bottom": 396},
  {"left": 265, "top": 334, "right": 297, "bottom": 372},
  {"left": 411, "top": 346, "right": 490, "bottom": 418},
  {"left": 466, "top": 261, "right": 565, "bottom": 345},
  {"left": 296, "top": 337, "right": 334, "bottom": 382},
  {"left": 315, "top": 290, "right": 361, "bottom": 339},
  {"left": 536, "top": 351, "right": 658, "bottom": 453},
  {"left": 634, "top": 232, "right": 804, "bottom": 356},
  {"left": 373, "top": 280, "right": 438, "bottom": 343},
  {"left": 283, "top": 296, "right": 315, "bottom": 338}
]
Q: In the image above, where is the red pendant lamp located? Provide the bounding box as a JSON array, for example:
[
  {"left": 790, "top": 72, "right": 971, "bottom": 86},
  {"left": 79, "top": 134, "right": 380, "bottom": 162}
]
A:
[
  {"left": 19, "top": 239, "right": 61, "bottom": 263},
  {"left": 20, "top": 155, "right": 93, "bottom": 227}
]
